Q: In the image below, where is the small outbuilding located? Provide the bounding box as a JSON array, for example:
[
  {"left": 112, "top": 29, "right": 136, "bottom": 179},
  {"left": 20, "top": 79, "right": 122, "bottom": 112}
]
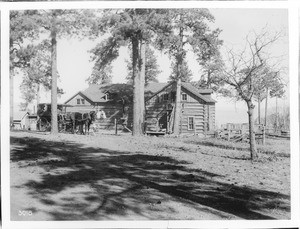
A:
[
  {"left": 13, "top": 111, "right": 30, "bottom": 130},
  {"left": 28, "top": 114, "right": 38, "bottom": 131}
]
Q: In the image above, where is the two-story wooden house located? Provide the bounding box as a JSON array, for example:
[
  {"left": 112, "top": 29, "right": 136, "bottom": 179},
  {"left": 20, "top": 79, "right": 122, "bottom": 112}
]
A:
[{"left": 64, "top": 83, "right": 167, "bottom": 130}]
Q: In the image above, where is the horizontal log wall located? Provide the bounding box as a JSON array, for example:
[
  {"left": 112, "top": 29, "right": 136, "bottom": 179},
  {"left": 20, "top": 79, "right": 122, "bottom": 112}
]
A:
[
  {"left": 145, "top": 88, "right": 174, "bottom": 131},
  {"left": 181, "top": 103, "right": 207, "bottom": 134},
  {"left": 145, "top": 103, "right": 169, "bottom": 131},
  {"left": 182, "top": 104, "right": 215, "bottom": 133},
  {"left": 208, "top": 104, "right": 215, "bottom": 131},
  {"left": 179, "top": 87, "right": 217, "bottom": 134},
  {"left": 145, "top": 88, "right": 216, "bottom": 134}
]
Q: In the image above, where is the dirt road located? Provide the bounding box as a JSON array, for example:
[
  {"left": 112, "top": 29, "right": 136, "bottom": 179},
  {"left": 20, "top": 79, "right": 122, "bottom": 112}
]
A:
[{"left": 10, "top": 131, "right": 290, "bottom": 220}]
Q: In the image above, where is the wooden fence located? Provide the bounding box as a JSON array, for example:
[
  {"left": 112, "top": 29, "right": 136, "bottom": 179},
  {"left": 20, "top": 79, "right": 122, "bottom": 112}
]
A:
[{"left": 215, "top": 124, "right": 290, "bottom": 144}]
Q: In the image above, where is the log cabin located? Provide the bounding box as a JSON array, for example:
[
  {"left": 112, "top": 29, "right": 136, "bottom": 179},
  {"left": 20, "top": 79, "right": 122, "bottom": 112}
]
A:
[
  {"left": 145, "top": 82, "right": 216, "bottom": 135},
  {"left": 64, "top": 82, "right": 216, "bottom": 135}
]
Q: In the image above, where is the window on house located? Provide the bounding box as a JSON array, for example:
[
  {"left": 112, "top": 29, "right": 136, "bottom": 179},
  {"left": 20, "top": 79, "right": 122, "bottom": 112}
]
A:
[
  {"left": 81, "top": 99, "right": 85, "bottom": 104},
  {"left": 188, "top": 117, "right": 195, "bottom": 130},
  {"left": 182, "top": 93, "right": 187, "bottom": 101},
  {"left": 163, "top": 93, "right": 169, "bottom": 101},
  {"left": 77, "top": 99, "right": 80, "bottom": 104}
]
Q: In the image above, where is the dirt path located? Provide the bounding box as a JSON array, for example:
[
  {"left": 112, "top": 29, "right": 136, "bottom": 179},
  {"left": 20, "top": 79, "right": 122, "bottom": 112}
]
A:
[{"left": 10, "top": 131, "right": 290, "bottom": 220}]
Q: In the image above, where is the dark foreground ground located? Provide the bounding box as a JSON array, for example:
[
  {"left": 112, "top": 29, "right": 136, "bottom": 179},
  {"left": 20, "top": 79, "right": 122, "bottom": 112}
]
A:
[{"left": 10, "top": 131, "right": 290, "bottom": 220}]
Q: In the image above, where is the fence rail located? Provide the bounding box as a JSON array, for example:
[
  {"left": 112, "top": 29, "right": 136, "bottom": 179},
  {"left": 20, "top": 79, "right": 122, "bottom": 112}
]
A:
[{"left": 215, "top": 125, "right": 290, "bottom": 144}]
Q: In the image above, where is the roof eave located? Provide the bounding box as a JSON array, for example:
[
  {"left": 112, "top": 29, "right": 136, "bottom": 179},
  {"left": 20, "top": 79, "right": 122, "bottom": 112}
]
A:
[
  {"left": 181, "top": 84, "right": 214, "bottom": 103},
  {"left": 64, "top": 91, "right": 95, "bottom": 105},
  {"left": 145, "top": 81, "right": 175, "bottom": 101}
]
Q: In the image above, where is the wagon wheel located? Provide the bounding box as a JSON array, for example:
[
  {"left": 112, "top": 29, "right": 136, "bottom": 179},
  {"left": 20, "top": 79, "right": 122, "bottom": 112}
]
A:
[
  {"left": 58, "top": 119, "right": 66, "bottom": 133},
  {"left": 37, "top": 117, "right": 51, "bottom": 132},
  {"left": 62, "top": 120, "right": 73, "bottom": 133}
]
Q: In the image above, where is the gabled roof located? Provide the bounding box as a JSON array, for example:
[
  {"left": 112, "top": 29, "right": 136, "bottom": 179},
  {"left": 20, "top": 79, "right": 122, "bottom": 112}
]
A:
[
  {"left": 64, "top": 91, "right": 98, "bottom": 105},
  {"left": 82, "top": 84, "right": 108, "bottom": 103},
  {"left": 181, "top": 82, "right": 216, "bottom": 103},
  {"left": 145, "top": 82, "right": 168, "bottom": 94},
  {"left": 14, "top": 111, "right": 29, "bottom": 121},
  {"left": 64, "top": 82, "right": 216, "bottom": 105},
  {"left": 146, "top": 81, "right": 216, "bottom": 103},
  {"left": 65, "top": 83, "right": 169, "bottom": 104},
  {"left": 83, "top": 84, "right": 136, "bottom": 102}
]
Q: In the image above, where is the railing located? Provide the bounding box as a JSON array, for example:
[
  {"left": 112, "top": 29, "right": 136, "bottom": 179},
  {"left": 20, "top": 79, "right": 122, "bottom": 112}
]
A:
[
  {"left": 215, "top": 124, "right": 290, "bottom": 144},
  {"left": 215, "top": 124, "right": 266, "bottom": 144}
]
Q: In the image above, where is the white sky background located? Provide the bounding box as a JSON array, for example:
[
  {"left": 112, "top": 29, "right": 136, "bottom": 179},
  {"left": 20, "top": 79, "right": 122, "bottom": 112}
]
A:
[{"left": 13, "top": 8, "right": 289, "bottom": 126}]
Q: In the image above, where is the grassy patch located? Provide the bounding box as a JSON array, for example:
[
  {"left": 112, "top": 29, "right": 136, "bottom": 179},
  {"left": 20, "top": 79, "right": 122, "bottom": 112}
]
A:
[{"left": 184, "top": 137, "right": 290, "bottom": 158}]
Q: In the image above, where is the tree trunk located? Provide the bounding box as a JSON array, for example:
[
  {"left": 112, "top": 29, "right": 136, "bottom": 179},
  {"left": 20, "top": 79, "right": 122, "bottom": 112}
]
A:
[
  {"left": 264, "top": 87, "right": 268, "bottom": 128},
  {"left": 173, "top": 78, "right": 181, "bottom": 135},
  {"left": 257, "top": 94, "right": 261, "bottom": 125},
  {"left": 275, "top": 96, "right": 278, "bottom": 133},
  {"left": 132, "top": 37, "right": 142, "bottom": 136},
  {"left": 50, "top": 21, "right": 58, "bottom": 135},
  {"left": 247, "top": 100, "right": 258, "bottom": 160},
  {"left": 173, "top": 20, "right": 184, "bottom": 135},
  {"left": 10, "top": 72, "right": 14, "bottom": 128},
  {"left": 36, "top": 83, "right": 40, "bottom": 114},
  {"left": 207, "top": 71, "right": 211, "bottom": 88},
  {"left": 139, "top": 40, "right": 146, "bottom": 134}
]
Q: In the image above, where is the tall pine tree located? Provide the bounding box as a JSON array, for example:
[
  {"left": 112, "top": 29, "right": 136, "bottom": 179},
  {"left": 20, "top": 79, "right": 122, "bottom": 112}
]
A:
[
  {"left": 11, "top": 9, "right": 88, "bottom": 134},
  {"left": 126, "top": 45, "right": 161, "bottom": 85},
  {"left": 88, "top": 9, "right": 171, "bottom": 136},
  {"left": 155, "top": 9, "right": 222, "bottom": 135}
]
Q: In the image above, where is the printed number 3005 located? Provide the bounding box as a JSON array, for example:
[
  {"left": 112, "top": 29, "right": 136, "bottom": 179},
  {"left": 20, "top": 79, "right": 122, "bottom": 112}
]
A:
[{"left": 18, "top": 210, "right": 32, "bottom": 216}]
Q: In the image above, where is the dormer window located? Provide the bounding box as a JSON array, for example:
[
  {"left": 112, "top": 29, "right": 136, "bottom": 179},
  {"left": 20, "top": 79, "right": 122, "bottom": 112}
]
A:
[{"left": 77, "top": 98, "right": 85, "bottom": 104}]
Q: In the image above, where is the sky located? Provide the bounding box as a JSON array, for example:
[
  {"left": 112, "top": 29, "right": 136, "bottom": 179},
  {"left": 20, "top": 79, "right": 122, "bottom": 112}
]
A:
[{"left": 13, "top": 8, "right": 289, "bottom": 126}]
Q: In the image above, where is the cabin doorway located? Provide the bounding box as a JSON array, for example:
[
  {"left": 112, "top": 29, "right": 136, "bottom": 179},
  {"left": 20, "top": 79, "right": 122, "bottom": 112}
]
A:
[
  {"left": 159, "top": 112, "right": 168, "bottom": 130},
  {"left": 158, "top": 104, "right": 174, "bottom": 133}
]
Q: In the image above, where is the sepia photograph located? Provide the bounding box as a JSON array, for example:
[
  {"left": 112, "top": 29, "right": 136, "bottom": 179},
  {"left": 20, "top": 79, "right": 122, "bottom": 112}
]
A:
[{"left": 1, "top": 2, "right": 297, "bottom": 228}]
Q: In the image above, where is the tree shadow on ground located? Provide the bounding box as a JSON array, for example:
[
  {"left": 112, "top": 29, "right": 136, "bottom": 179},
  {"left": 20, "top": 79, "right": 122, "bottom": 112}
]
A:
[{"left": 11, "top": 136, "right": 290, "bottom": 220}]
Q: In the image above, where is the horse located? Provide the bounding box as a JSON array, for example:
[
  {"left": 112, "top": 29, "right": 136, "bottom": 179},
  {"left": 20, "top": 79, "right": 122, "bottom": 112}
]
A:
[
  {"left": 65, "top": 111, "right": 96, "bottom": 135},
  {"left": 65, "top": 112, "right": 85, "bottom": 134},
  {"left": 82, "top": 111, "right": 96, "bottom": 135}
]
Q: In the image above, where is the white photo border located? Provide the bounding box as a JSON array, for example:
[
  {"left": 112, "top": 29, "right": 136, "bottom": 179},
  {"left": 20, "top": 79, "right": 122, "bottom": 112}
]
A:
[{"left": 1, "top": 1, "right": 299, "bottom": 229}]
